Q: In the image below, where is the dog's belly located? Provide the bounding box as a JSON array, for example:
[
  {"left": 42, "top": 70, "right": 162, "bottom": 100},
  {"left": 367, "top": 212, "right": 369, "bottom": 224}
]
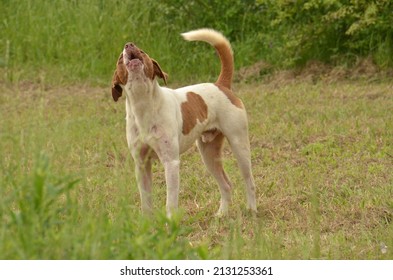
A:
[
  {"left": 178, "top": 123, "right": 218, "bottom": 154},
  {"left": 179, "top": 131, "right": 200, "bottom": 154}
]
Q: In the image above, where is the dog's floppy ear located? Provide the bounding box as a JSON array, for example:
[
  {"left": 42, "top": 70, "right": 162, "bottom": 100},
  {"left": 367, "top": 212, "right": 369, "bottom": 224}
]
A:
[
  {"left": 111, "top": 53, "right": 128, "bottom": 102},
  {"left": 112, "top": 83, "right": 123, "bottom": 102},
  {"left": 152, "top": 59, "right": 168, "bottom": 85}
]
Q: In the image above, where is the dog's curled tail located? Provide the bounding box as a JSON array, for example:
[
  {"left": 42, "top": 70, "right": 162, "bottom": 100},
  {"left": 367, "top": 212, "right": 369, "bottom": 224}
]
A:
[{"left": 181, "top": 28, "right": 234, "bottom": 90}]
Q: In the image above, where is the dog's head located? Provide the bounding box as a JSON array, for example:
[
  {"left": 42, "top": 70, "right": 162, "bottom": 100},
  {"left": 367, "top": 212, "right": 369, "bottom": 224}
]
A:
[{"left": 111, "top": 43, "right": 168, "bottom": 102}]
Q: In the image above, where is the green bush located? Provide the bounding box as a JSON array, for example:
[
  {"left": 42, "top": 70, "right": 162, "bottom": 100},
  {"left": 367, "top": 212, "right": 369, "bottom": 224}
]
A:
[{"left": 268, "top": 0, "right": 393, "bottom": 67}]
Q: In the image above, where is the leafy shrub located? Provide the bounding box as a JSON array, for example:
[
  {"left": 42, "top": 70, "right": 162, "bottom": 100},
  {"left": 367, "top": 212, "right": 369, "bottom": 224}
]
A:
[{"left": 156, "top": 0, "right": 393, "bottom": 68}]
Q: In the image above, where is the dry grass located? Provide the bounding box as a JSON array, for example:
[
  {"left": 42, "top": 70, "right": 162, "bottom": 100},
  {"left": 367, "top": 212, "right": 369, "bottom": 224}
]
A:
[{"left": 1, "top": 76, "right": 392, "bottom": 259}]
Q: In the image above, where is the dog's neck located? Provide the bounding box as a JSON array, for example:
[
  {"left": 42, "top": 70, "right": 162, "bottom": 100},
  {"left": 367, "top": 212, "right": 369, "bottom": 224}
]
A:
[{"left": 124, "top": 79, "right": 163, "bottom": 129}]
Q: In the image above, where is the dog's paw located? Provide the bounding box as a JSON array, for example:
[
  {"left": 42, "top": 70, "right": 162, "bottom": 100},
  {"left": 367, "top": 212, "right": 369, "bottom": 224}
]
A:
[{"left": 215, "top": 207, "right": 228, "bottom": 218}]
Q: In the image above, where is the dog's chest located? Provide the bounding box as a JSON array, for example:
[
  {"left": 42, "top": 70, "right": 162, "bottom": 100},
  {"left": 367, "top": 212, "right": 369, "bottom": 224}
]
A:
[{"left": 126, "top": 110, "right": 163, "bottom": 139}]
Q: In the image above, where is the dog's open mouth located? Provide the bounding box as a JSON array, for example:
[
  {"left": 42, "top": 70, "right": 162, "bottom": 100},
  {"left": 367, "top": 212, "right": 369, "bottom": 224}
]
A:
[
  {"left": 127, "top": 53, "right": 139, "bottom": 61},
  {"left": 124, "top": 42, "right": 143, "bottom": 63},
  {"left": 124, "top": 51, "right": 143, "bottom": 72}
]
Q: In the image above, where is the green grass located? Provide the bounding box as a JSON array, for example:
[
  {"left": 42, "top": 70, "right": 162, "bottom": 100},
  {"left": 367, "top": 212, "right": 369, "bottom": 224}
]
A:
[
  {"left": 1, "top": 78, "right": 392, "bottom": 259},
  {"left": 1, "top": 0, "right": 392, "bottom": 260},
  {"left": 0, "top": 0, "right": 235, "bottom": 85}
]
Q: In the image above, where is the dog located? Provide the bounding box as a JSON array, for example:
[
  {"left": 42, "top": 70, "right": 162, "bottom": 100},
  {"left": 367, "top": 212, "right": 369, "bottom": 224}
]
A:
[{"left": 111, "top": 28, "right": 257, "bottom": 217}]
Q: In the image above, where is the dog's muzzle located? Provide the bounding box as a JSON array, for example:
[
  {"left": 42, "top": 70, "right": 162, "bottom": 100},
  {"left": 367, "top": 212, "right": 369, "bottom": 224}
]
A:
[{"left": 124, "top": 43, "right": 140, "bottom": 60}]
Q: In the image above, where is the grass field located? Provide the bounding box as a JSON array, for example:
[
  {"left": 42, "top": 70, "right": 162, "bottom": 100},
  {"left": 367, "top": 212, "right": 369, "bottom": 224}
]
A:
[{"left": 1, "top": 75, "right": 392, "bottom": 259}]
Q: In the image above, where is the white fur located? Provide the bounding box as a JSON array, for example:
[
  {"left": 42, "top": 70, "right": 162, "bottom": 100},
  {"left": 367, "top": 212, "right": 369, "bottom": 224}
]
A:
[{"left": 182, "top": 28, "right": 233, "bottom": 54}]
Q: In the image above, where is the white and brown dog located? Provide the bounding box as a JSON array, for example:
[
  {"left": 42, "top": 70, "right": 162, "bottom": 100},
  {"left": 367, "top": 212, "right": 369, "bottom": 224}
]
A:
[{"left": 111, "top": 29, "right": 256, "bottom": 217}]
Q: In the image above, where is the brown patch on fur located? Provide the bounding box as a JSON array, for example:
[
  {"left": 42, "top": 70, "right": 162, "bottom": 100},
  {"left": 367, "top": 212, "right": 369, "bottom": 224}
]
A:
[
  {"left": 138, "top": 55, "right": 168, "bottom": 85},
  {"left": 215, "top": 84, "right": 243, "bottom": 109},
  {"left": 151, "top": 59, "right": 168, "bottom": 85},
  {"left": 181, "top": 92, "right": 208, "bottom": 135},
  {"left": 215, "top": 42, "right": 234, "bottom": 90},
  {"left": 111, "top": 53, "right": 128, "bottom": 102}
]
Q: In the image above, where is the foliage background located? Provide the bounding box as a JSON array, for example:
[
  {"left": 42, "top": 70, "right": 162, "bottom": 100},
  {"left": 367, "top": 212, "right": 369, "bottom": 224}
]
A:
[{"left": 1, "top": 0, "right": 392, "bottom": 85}]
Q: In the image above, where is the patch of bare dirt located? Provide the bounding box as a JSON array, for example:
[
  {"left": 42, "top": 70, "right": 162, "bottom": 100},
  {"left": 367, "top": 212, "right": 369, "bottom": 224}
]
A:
[
  {"left": 235, "top": 61, "right": 272, "bottom": 83},
  {"left": 235, "top": 57, "right": 393, "bottom": 86}
]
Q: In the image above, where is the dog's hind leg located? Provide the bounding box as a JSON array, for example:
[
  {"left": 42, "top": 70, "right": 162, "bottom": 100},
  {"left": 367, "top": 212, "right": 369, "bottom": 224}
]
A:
[
  {"left": 197, "top": 133, "right": 232, "bottom": 216},
  {"left": 134, "top": 160, "right": 153, "bottom": 215},
  {"left": 225, "top": 131, "right": 257, "bottom": 213},
  {"left": 132, "top": 145, "right": 154, "bottom": 215}
]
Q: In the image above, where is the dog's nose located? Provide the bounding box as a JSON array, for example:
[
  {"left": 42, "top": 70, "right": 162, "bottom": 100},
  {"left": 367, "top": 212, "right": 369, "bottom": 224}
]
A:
[{"left": 125, "top": 43, "right": 135, "bottom": 50}]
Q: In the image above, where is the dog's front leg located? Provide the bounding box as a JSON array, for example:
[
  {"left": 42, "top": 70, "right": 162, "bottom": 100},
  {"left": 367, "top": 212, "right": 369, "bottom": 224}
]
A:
[
  {"left": 163, "top": 159, "right": 180, "bottom": 217},
  {"left": 152, "top": 126, "right": 181, "bottom": 218}
]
